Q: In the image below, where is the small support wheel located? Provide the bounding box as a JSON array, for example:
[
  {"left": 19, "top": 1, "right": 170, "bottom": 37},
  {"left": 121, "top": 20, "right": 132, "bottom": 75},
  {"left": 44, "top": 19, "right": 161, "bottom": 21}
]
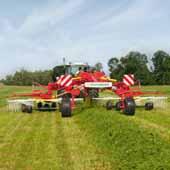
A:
[
  {"left": 106, "top": 100, "right": 113, "bottom": 110},
  {"left": 123, "top": 97, "right": 136, "bottom": 116},
  {"left": 145, "top": 102, "right": 154, "bottom": 110},
  {"left": 115, "top": 101, "right": 121, "bottom": 111},
  {"left": 27, "top": 105, "right": 33, "bottom": 114},
  {"left": 21, "top": 104, "right": 27, "bottom": 112},
  {"left": 37, "top": 102, "right": 42, "bottom": 110},
  {"left": 61, "top": 97, "right": 72, "bottom": 117},
  {"left": 22, "top": 104, "right": 32, "bottom": 114}
]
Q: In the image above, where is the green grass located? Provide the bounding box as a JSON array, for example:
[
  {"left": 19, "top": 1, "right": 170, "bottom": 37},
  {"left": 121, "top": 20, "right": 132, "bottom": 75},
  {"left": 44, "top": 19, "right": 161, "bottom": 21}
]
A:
[
  {"left": 0, "top": 85, "right": 170, "bottom": 170},
  {"left": 0, "top": 86, "right": 31, "bottom": 107}
]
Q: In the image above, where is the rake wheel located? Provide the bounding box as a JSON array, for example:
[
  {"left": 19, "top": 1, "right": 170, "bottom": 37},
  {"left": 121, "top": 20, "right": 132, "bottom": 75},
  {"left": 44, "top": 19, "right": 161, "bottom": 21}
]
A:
[
  {"left": 115, "top": 101, "right": 121, "bottom": 111},
  {"left": 106, "top": 100, "right": 114, "bottom": 110},
  {"left": 145, "top": 102, "right": 154, "bottom": 110},
  {"left": 22, "top": 104, "right": 32, "bottom": 114}
]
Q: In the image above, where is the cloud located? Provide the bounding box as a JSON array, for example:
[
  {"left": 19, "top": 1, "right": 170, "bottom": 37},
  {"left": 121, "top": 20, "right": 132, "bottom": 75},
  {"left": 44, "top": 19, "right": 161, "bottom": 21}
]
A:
[
  {"left": 0, "top": 0, "right": 170, "bottom": 78},
  {"left": 18, "top": 0, "right": 85, "bottom": 36}
]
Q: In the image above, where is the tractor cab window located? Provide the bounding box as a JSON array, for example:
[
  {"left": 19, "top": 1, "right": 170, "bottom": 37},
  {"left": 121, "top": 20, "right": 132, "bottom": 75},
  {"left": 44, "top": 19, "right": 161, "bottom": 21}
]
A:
[
  {"left": 52, "top": 64, "right": 88, "bottom": 81},
  {"left": 68, "top": 65, "right": 86, "bottom": 76},
  {"left": 52, "top": 66, "right": 67, "bottom": 81},
  {"left": 54, "top": 66, "right": 66, "bottom": 76}
]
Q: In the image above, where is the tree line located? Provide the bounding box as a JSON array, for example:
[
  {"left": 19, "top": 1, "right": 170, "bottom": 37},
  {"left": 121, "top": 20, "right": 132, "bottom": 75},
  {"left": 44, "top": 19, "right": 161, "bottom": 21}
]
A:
[
  {"left": 1, "top": 50, "right": 170, "bottom": 86},
  {"left": 0, "top": 69, "right": 53, "bottom": 86},
  {"left": 108, "top": 50, "right": 170, "bottom": 85}
]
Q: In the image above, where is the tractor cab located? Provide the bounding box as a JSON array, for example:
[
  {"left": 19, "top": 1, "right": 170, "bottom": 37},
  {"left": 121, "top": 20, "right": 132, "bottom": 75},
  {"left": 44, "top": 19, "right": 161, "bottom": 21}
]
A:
[{"left": 52, "top": 63, "right": 88, "bottom": 81}]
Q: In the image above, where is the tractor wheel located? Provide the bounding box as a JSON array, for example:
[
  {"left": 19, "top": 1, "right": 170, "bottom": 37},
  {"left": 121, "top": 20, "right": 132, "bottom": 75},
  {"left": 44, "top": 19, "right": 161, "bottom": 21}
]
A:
[
  {"left": 61, "top": 97, "right": 72, "bottom": 117},
  {"left": 106, "top": 100, "right": 113, "bottom": 110},
  {"left": 115, "top": 101, "right": 121, "bottom": 111},
  {"left": 88, "top": 89, "right": 99, "bottom": 98},
  {"left": 123, "top": 97, "right": 136, "bottom": 116},
  {"left": 145, "top": 102, "right": 154, "bottom": 110}
]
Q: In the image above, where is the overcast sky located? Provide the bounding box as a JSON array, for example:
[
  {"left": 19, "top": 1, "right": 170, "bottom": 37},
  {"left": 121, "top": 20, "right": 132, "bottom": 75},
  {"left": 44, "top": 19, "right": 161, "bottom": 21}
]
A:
[{"left": 0, "top": 0, "right": 170, "bottom": 78}]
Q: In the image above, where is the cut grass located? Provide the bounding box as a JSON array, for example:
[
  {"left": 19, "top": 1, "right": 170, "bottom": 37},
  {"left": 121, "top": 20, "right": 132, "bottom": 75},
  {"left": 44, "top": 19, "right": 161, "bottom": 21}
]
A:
[
  {"left": 0, "top": 85, "right": 170, "bottom": 170},
  {"left": 75, "top": 106, "right": 170, "bottom": 170},
  {"left": 0, "top": 86, "right": 31, "bottom": 107}
]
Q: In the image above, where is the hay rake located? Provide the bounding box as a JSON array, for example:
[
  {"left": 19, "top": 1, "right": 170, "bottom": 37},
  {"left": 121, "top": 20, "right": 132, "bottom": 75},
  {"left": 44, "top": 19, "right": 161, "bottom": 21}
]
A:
[{"left": 7, "top": 69, "right": 167, "bottom": 116}]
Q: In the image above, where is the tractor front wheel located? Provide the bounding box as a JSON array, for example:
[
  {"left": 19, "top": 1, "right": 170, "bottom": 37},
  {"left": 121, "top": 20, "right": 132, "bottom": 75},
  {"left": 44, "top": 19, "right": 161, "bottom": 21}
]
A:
[
  {"left": 61, "top": 97, "right": 72, "bottom": 117},
  {"left": 123, "top": 97, "right": 136, "bottom": 116}
]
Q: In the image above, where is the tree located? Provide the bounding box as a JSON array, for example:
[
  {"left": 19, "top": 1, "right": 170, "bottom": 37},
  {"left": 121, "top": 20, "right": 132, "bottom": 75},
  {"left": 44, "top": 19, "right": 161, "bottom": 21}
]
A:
[
  {"left": 94, "top": 62, "right": 103, "bottom": 71},
  {"left": 2, "top": 69, "right": 53, "bottom": 86},
  {"left": 152, "top": 50, "right": 170, "bottom": 84},
  {"left": 108, "top": 51, "right": 154, "bottom": 84},
  {"left": 108, "top": 57, "right": 124, "bottom": 80}
]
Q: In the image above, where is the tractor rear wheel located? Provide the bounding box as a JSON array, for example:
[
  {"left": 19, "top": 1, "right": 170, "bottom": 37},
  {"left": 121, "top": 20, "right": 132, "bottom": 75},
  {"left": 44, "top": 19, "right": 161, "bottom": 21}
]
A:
[
  {"left": 61, "top": 97, "right": 72, "bottom": 117},
  {"left": 123, "top": 97, "right": 136, "bottom": 116},
  {"left": 145, "top": 102, "right": 154, "bottom": 110},
  {"left": 37, "top": 102, "right": 42, "bottom": 110}
]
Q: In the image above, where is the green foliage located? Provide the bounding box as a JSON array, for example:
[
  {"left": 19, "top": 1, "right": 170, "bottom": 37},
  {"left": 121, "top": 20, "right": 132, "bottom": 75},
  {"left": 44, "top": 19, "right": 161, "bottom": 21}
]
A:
[
  {"left": 2, "top": 69, "right": 52, "bottom": 86},
  {"left": 0, "top": 85, "right": 170, "bottom": 169},
  {"left": 0, "top": 86, "right": 31, "bottom": 107},
  {"left": 108, "top": 51, "right": 154, "bottom": 85},
  {"left": 76, "top": 105, "right": 170, "bottom": 170},
  {"left": 94, "top": 62, "right": 103, "bottom": 71},
  {"left": 152, "top": 50, "right": 170, "bottom": 85},
  {"left": 108, "top": 50, "right": 170, "bottom": 85}
]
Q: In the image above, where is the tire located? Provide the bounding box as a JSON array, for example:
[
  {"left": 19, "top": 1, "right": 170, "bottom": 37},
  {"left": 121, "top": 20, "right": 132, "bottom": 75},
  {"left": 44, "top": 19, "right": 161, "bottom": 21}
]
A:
[
  {"left": 51, "top": 102, "right": 57, "bottom": 111},
  {"left": 123, "top": 97, "right": 136, "bottom": 116},
  {"left": 61, "top": 97, "right": 72, "bottom": 117},
  {"left": 115, "top": 101, "right": 121, "bottom": 111},
  {"left": 37, "top": 102, "right": 42, "bottom": 110},
  {"left": 21, "top": 104, "right": 27, "bottom": 112},
  {"left": 106, "top": 100, "right": 113, "bottom": 110},
  {"left": 51, "top": 102, "right": 57, "bottom": 108},
  {"left": 145, "top": 102, "right": 154, "bottom": 110},
  {"left": 44, "top": 103, "right": 50, "bottom": 109}
]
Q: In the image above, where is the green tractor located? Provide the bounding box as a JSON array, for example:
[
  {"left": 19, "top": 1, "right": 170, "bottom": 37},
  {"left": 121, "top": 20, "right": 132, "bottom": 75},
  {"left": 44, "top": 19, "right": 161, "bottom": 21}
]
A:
[{"left": 52, "top": 63, "right": 88, "bottom": 81}]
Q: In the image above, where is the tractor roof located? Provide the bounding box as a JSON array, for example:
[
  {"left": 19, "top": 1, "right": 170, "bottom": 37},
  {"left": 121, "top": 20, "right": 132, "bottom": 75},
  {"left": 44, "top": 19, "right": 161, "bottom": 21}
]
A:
[{"left": 57, "top": 63, "right": 87, "bottom": 66}]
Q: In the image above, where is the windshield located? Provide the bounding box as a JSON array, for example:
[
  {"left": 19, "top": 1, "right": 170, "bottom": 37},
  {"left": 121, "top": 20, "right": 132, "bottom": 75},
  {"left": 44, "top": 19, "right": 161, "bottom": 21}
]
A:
[
  {"left": 52, "top": 64, "right": 87, "bottom": 81},
  {"left": 68, "top": 65, "right": 86, "bottom": 75}
]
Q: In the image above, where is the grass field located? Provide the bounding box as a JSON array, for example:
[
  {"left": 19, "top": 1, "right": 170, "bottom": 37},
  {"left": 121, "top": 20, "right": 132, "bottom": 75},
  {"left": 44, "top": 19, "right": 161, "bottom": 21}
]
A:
[{"left": 0, "top": 86, "right": 170, "bottom": 170}]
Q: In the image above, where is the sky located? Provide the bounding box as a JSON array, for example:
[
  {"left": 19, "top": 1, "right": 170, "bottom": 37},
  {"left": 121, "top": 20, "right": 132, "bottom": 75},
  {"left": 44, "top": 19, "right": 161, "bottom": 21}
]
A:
[{"left": 0, "top": 0, "right": 170, "bottom": 78}]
